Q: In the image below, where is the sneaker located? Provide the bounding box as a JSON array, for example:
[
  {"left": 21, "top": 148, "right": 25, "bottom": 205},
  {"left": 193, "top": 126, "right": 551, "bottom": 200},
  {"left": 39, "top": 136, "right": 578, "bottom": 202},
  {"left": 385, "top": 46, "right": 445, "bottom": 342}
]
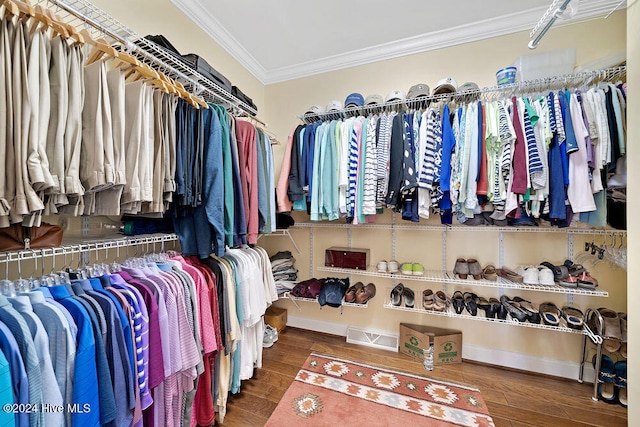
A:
[
  {"left": 263, "top": 325, "right": 278, "bottom": 348},
  {"left": 412, "top": 263, "right": 424, "bottom": 276},
  {"left": 387, "top": 260, "right": 399, "bottom": 274},
  {"left": 537, "top": 266, "right": 555, "bottom": 286},
  {"left": 376, "top": 260, "right": 388, "bottom": 273},
  {"left": 400, "top": 263, "right": 413, "bottom": 275}
]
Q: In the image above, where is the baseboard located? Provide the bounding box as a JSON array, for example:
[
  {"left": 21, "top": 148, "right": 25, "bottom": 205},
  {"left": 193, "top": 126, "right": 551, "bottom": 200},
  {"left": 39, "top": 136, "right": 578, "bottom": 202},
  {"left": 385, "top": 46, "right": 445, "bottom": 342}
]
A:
[{"left": 286, "top": 314, "right": 596, "bottom": 382}]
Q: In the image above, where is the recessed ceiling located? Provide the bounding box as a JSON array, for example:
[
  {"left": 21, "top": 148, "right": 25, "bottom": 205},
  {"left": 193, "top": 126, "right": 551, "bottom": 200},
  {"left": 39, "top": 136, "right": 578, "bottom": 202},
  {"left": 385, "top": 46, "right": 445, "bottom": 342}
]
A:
[{"left": 172, "top": 0, "right": 625, "bottom": 84}]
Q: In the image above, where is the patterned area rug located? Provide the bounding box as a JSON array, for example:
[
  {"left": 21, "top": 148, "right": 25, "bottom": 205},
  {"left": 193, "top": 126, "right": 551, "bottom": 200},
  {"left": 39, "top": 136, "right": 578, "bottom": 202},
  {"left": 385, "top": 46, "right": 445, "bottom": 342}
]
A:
[{"left": 265, "top": 353, "right": 494, "bottom": 427}]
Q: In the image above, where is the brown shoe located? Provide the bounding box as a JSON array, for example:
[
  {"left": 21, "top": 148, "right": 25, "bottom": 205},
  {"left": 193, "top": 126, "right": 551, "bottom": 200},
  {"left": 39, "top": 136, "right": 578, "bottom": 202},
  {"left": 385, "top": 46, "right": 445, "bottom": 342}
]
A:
[
  {"left": 345, "top": 282, "right": 363, "bottom": 303},
  {"left": 453, "top": 258, "right": 469, "bottom": 279},
  {"left": 356, "top": 283, "right": 376, "bottom": 304}
]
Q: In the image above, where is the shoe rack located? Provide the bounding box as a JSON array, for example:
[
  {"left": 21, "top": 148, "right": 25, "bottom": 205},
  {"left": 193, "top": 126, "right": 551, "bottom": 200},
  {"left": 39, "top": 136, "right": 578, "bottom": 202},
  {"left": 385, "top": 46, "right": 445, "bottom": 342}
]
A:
[{"left": 281, "top": 216, "right": 625, "bottom": 337}]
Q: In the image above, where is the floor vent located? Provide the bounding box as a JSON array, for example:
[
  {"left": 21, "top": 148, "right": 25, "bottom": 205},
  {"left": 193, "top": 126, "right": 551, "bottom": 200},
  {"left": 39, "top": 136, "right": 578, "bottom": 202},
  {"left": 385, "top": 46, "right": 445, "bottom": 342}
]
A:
[{"left": 346, "top": 326, "right": 399, "bottom": 352}]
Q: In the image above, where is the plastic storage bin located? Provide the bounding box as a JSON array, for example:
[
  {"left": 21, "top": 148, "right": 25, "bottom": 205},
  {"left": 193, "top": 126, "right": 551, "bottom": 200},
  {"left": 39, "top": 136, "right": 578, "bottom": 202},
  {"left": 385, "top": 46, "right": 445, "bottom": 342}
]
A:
[
  {"left": 513, "top": 48, "right": 576, "bottom": 82},
  {"left": 496, "top": 67, "right": 517, "bottom": 86}
]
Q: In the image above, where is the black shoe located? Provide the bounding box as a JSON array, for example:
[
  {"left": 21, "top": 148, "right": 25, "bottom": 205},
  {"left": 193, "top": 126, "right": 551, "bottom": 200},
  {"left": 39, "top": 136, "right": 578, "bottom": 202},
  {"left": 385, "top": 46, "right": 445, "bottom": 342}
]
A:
[
  {"left": 463, "top": 292, "right": 478, "bottom": 316},
  {"left": 451, "top": 291, "right": 465, "bottom": 314},
  {"left": 500, "top": 295, "right": 529, "bottom": 322}
]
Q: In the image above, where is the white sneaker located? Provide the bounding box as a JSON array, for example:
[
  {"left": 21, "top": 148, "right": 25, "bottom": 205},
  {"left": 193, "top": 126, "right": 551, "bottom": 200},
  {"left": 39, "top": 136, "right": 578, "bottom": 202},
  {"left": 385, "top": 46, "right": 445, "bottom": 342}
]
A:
[
  {"left": 263, "top": 325, "right": 278, "bottom": 348},
  {"left": 537, "top": 266, "right": 555, "bottom": 286},
  {"left": 376, "top": 260, "right": 388, "bottom": 273},
  {"left": 387, "top": 260, "right": 399, "bottom": 274},
  {"left": 517, "top": 266, "right": 539, "bottom": 285}
]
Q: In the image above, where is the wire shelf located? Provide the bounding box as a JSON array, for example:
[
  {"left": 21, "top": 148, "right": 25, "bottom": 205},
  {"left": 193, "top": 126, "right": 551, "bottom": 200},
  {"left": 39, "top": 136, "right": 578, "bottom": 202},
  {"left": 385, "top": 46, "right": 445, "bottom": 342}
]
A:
[
  {"left": 297, "top": 66, "right": 626, "bottom": 122},
  {"left": 293, "top": 222, "right": 626, "bottom": 236},
  {"left": 382, "top": 303, "right": 587, "bottom": 335},
  {"left": 44, "top": 0, "right": 257, "bottom": 116},
  {"left": 317, "top": 266, "right": 608, "bottom": 297},
  {"left": 281, "top": 292, "right": 370, "bottom": 309},
  {"left": 0, "top": 233, "right": 179, "bottom": 263}
]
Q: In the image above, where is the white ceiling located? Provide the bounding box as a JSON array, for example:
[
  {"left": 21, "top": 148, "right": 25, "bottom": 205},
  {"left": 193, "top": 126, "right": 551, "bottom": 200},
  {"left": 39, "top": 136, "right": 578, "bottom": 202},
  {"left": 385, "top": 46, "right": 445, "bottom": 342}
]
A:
[{"left": 171, "top": 0, "right": 625, "bottom": 84}]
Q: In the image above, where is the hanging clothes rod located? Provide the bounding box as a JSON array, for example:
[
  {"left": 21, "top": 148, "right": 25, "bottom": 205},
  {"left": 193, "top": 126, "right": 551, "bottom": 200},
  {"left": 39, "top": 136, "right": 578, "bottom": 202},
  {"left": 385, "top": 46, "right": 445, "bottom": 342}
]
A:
[
  {"left": 0, "top": 233, "right": 179, "bottom": 264},
  {"left": 297, "top": 65, "right": 626, "bottom": 123},
  {"left": 43, "top": 0, "right": 258, "bottom": 117},
  {"left": 529, "top": 0, "right": 572, "bottom": 49}
]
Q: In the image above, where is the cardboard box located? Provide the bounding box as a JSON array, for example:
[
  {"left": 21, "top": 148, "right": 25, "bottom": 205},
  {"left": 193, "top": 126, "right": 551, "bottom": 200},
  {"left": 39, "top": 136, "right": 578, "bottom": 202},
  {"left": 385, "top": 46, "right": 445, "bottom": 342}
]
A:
[
  {"left": 399, "top": 323, "right": 462, "bottom": 365},
  {"left": 265, "top": 306, "right": 287, "bottom": 332}
]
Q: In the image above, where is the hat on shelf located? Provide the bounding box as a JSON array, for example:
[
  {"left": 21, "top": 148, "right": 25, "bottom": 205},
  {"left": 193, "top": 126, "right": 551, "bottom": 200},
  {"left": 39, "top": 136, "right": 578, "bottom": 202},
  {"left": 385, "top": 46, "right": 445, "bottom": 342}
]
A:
[
  {"left": 326, "top": 100, "right": 344, "bottom": 112},
  {"left": 385, "top": 89, "right": 406, "bottom": 103},
  {"left": 407, "top": 83, "right": 430, "bottom": 99},
  {"left": 364, "top": 94, "right": 384, "bottom": 106},
  {"left": 458, "top": 82, "right": 480, "bottom": 93},
  {"left": 305, "top": 105, "right": 325, "bottom": 115},
  {"left": 433, "top": 77, "right": 458, "bottom": 95},
  {"left": 344, "top": 93, "right": 365, "bottom": 108}
]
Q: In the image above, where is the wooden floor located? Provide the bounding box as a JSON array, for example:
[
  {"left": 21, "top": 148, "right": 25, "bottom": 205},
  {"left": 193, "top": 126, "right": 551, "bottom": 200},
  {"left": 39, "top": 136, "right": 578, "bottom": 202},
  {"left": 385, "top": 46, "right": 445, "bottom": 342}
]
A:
[{"left": 216, "top": 327, "right": 628, "bottom": 427}]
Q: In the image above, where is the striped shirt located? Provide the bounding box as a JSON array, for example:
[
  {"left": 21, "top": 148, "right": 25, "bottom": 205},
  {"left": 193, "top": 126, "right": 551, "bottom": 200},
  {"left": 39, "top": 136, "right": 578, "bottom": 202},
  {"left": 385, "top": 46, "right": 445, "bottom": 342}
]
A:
[{"left": 362, "top": 116, "right": 378, "bottom": 216}]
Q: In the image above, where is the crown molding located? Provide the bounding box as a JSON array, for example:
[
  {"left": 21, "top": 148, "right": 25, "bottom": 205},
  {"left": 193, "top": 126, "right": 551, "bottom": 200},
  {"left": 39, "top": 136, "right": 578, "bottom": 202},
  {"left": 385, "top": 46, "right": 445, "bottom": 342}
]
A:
[
  {"left": 171, "top": 0, "right": 269, "bottom": 84},
  {"left": 173, "top": 0, "right": 625, "bottom": 85}
]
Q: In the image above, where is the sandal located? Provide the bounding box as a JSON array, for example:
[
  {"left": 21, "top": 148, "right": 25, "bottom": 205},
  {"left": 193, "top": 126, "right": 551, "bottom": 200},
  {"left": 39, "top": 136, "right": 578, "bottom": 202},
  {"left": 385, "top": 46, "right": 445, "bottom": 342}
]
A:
[
  {"left": 463, "top": 292, "right": 478, "bottom": 316},
  {"left": 615, "top": 361, "right": 627, "bottom": 407},
  {"left": 390, "top": 283, "right": 404, "bottom": 306},
  {"left": 422, "top": 289, "right": 434, "bottom": 310},
  {"left": 593, "top": 354, "right": 617, "bottom": 403},
  {"left": 599, "top": 308, "right": 622, "bottom": 352},
  {"left": 577, "top": 271, "right": 598, "bottom": 289},
  {"left": 558, "top": 274, "right": 579, "bottom": 288},
  {"left": 433, "top": 291, "right": 448, "bottom": 312},
  {"left": 451, "top": 291, "right": 465, "bottom": 314},
  {"left": 403, "top": 287, "right": 415, "bottom": 308},
  {"left": 539, "top": 302, "right": 562, "bottom": 326},
  {"left": 482, "top": 264, "right": 498, "bottom": 281},
  {"left": 563, "top": 260, "right": 586, "bottom": 276},
  {"left": 484, "top": 297, "right": 501, "bottom": 319},
  {"left": 561, "top": 306, "right": 584, "bottom": 330}
]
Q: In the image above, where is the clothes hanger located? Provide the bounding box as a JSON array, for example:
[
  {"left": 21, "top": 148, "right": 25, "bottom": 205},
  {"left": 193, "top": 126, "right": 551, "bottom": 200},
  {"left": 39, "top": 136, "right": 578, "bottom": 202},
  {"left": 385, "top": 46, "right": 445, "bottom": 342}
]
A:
[
  {"left": 12, "top": 254, "right": 29, "bottom": 294},
  {"left": 1, "top": 0, "right": 20, "bottom": 18}
]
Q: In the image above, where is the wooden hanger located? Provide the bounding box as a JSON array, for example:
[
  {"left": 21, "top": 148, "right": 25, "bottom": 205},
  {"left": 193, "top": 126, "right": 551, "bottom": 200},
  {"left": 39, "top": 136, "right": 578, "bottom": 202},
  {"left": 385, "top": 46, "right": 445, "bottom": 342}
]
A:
[
  {"left": 2, "top": 0, "right": 20, "bottom": 18},
  {"left": 82, "top": 29, "right": 120, "bottom": 65}
]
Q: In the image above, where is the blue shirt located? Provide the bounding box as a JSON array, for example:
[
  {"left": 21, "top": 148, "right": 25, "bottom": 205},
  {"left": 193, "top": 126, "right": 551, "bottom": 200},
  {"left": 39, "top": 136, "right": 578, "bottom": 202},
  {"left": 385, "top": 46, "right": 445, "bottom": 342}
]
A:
[
  {"left": 43, "top": 285, "right": 102, "bottom": 427},
  {"left": 0, "top": 322, "right": 28, "bottom": 427},
  {"left": 0, "top": 346, "right": 14, "bottom": 427}
]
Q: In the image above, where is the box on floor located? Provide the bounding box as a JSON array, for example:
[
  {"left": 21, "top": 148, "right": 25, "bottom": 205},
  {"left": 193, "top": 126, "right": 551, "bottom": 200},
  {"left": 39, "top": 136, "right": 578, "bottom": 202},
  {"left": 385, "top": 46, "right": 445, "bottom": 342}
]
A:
[{"left": 399, "top": 323, "right": 462, "bottom": 365}]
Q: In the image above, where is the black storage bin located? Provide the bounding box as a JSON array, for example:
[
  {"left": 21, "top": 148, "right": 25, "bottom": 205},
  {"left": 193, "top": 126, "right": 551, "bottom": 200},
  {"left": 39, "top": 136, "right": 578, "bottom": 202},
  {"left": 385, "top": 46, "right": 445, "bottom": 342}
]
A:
[
  {"left": 232, "top": 85, "right": 258, "bottom": 114},
  {"left": 181, "top": 53, "right": 233, "bottom": 93}
]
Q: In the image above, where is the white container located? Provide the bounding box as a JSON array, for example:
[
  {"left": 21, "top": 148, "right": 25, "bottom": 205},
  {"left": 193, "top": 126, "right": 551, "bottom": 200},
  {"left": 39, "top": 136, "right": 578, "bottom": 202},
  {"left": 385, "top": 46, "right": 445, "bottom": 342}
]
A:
[{"left": 513, "top": 48, "right": 576, "bottom": 82}]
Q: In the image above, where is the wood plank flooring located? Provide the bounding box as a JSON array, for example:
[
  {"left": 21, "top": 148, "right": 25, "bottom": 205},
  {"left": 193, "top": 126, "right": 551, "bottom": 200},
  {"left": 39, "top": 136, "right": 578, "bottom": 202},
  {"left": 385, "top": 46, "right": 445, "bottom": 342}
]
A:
[{"left": 216, "top": 327, "right": 627, "bottom": 426}]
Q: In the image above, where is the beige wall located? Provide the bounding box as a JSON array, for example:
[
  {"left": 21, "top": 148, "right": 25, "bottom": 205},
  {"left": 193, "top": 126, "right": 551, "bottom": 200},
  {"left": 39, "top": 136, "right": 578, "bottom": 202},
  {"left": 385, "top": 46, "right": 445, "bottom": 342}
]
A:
[
  {"left": 626, "top": 0, "right": 637, "bottom": 423},
  {"left": 261, "top": 12, "right": 628, "bottom": 371},
  {"left": 88, "top": 0, "right": 266, "bottom": 116}
]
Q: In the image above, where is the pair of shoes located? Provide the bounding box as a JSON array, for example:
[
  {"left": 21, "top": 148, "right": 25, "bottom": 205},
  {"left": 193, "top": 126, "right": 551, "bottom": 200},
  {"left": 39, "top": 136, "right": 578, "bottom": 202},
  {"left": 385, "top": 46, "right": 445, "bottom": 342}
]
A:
[
  {"left": 594, "top": 355, "right": 626, "bottom": 406},
  {"left": 263, "top": 324, "right": 279, "bottom": 348},
  {"left": 390, "top": 283, "right": 414, "bottom": 308},
  {"left": 515, "top": 265, "right": 554, "bottom": 286},
  {"left": 422, "top": 289, "right": 447, "bottom": 311},
  {"left": 377, "top": 260, "right": 399, "bottom": 273},
  {"left": 454, "top": 258, "right": 482, "bottom": 280},
  {"left": 345, "top": 282, "right": 377, "bottom": 304},
  {"left": 496, "top": 266, "right": 524, "bottom": 283},
  {"left": 400, "top": 262, "right": 424, "bottom": 276},
  {"left": 474, "top": 296, "right": 509, "bottom": 320},
  {"left": 511, "top": 297, "right": 541, "bottom": 323}
]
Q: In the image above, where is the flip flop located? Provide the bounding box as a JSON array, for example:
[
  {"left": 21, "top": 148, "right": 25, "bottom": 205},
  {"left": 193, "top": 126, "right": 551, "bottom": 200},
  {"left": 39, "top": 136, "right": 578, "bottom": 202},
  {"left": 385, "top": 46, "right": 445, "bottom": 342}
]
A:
[{"left": 390, "top": 283, "right": 404, "bottom": 306}]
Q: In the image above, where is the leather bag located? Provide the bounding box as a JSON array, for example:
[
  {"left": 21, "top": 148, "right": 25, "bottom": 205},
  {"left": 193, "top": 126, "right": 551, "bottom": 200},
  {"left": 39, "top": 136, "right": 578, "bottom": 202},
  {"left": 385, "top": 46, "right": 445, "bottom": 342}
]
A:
[{"left": 0, "top": 223, "right": 63, "bottom": 252}]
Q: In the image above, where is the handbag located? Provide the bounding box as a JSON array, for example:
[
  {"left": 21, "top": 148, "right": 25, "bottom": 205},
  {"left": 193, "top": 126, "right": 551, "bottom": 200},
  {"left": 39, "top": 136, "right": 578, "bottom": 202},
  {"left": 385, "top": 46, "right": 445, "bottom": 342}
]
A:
[{"left": 0, "top": 223, "right": 63, "bottom": 252}]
